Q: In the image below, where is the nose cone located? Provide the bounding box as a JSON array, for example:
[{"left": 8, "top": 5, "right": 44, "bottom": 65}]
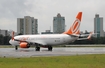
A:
[
  {"left": 9, "top": 39, "right": 12, "bottom": 44},
  {"left": 9, "top": 39, "right": 19, "bottom": 45}
]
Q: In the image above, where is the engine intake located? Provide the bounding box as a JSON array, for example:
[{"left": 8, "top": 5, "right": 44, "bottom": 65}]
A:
[{"left": 20, "top": 42, "right": 30, "bottom": 48}]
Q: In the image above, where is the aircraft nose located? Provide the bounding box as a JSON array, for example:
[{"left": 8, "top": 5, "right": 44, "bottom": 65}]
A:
[
  {"left": 9, "top": 39, "right": 12, "bottom": 44},
  {"left": 9, "top": 39, "right": 19, "bottom": 45}
]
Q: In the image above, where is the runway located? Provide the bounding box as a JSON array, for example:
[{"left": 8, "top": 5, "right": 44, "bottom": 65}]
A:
[{"left": 0, "top": 47, "right": 105, "bottom": 57}]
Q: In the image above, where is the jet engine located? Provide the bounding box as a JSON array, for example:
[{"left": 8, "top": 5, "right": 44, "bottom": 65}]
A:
[{"left": 20, "top": 42, "right": 30, "bottom": 48}]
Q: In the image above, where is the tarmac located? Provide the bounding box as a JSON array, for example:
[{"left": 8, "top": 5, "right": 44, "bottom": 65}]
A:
[{"left": 0, "top": 47, "right": 105, "bottom": 57}]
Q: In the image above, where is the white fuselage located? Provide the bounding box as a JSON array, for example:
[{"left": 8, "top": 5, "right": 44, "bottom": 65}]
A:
[{"left": 9, "top": 34, "right": 78, "bottom": 46}]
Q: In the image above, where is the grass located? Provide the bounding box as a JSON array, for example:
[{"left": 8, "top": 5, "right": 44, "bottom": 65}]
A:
[
  {"left": 0, "top": 45, "right": 13, "bottom": 48},
  {"left": 0, "top": 54, "right": 105, "bottom": 68}
]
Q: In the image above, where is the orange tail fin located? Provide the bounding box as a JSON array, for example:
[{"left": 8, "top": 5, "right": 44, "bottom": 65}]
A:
[{"left": 63, "top": 12, "right": 82, "bottom": 35}]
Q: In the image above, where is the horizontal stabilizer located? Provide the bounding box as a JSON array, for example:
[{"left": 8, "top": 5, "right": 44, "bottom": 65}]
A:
[{"left": 77, "top": 32, "right": 93, "bottom": 40}]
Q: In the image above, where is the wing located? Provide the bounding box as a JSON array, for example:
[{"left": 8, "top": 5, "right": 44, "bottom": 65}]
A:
[
  {"left": 14, "top": 38, "right": 47, "bottom": 45},
  {"left": 28, "top": 40, "right": 47, "bottom": 45}
]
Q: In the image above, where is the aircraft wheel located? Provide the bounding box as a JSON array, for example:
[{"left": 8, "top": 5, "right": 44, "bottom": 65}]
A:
[
  {"left": 36, "top": 47, "right": 40, "bottom": 51},
  {"left": 48, "top": 46, "right": 52, "bottom": 51}
]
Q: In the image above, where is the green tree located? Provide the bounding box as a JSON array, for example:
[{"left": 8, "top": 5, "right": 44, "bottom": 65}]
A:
[
  {"left": 0, "top": 34, "right": 4, "bottom": 45},
  {"left": 71, "top": 37, "right": 105, "bottom": 44},
  {"left": 3, "top": 36, "right": 11, "bottom": 45}
]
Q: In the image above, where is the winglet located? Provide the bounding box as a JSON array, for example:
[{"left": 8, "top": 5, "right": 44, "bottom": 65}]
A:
[
  {"left": 87, "top": 32, "right": 93, "bottom": 40},
  {"left": 12, "top": 31, "right": 15, "bottom": 40},
  {"left": 63, "top": 12, "right": 82, "bottom": 35}
]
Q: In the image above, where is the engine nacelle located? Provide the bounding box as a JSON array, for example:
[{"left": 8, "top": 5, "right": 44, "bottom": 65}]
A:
[{"left": 20, "top": 42, "right": 30, "bottom": 48}]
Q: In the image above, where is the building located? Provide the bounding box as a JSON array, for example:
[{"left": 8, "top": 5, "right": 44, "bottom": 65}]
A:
[
  {"left": 41, "top": 30, "right": 53, "bottom": 34},
  {"left": 53, "top": 13, "right": 65, "bottom": 34},
  {"left": 0, "top": 29, "right": 9, "bottom": 36},
  {"left": 17, "top": 16, "right": 38, "bottom": 35},
  {"left": 94, "top": 14, "right": 104, "bottom": 37}
]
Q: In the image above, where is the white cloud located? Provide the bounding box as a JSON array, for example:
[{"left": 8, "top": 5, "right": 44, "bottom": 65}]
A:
[
  {"left": 0, "top": 0, "right": 105, "bottom": 33},
  {"left": 0, "top": 18, "right": 16, "bottom": 30}
]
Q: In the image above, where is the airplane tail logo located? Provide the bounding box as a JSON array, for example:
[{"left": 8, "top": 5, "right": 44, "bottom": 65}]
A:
[{"left": 63, "top": 12, "right": 82, "bottom": 35}]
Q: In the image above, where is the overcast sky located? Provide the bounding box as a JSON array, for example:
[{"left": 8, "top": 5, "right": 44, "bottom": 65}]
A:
[{"left": 0, "top": 0, "right": 105, "bottom": 33}]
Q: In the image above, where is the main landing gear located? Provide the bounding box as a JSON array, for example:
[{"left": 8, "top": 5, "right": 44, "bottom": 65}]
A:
[
  {"left": 48, "top": 46, "right": 52, "bottom": 51},
  {"left": 35, "top": 46, "right": 40, "bottom": 51},
  {"left": 14, "top": 44, "right": 53, "bottom": 51},
  {"left": 35, "top": 45, "right": 53, "bottom": 51}
]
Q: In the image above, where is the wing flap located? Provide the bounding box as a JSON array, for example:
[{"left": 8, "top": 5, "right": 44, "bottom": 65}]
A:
[
  {"left": 28, "top": 40, "right": 47, "bottom": 45},
  {"left": 14, "top": 38, "right": 47, "bottom": 45}
]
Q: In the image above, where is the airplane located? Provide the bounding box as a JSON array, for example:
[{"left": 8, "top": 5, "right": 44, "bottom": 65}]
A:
[{"left": 9, "top": 12, "right": 92, "bottom": 51}]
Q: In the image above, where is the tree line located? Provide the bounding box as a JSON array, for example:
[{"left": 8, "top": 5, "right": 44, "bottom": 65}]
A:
[
  {"left": 70, "top": 37, "right": 105, "bottom": 44},
  {"left": 0, "top": 35, "right": 11, "bottom": 45}
]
